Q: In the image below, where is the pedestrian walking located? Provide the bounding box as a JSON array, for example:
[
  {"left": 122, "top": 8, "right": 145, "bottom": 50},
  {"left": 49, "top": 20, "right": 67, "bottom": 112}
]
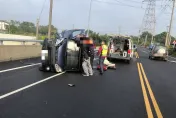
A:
[
  {"left": 97, "top": 41, "right": 108, "bottom": 75},
  {"left": 82, "top": 47, "right": 93, "bottom": 76}
]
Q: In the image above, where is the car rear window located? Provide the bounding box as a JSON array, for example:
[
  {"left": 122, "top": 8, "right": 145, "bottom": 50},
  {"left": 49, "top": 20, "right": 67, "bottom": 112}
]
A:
[{"left": 155, "top": 46, "right": 166, "bottom": 50}]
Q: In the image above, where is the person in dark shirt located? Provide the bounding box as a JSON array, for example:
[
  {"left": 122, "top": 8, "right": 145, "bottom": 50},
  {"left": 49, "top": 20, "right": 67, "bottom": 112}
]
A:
[{"left": 88, "top": 45, "right": 94, "bottom": 68}]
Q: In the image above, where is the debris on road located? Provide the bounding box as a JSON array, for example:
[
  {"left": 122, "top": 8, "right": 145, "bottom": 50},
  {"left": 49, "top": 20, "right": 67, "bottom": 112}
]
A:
[{"left": 68, "top": 84, "right": 75, "bottom": 87}]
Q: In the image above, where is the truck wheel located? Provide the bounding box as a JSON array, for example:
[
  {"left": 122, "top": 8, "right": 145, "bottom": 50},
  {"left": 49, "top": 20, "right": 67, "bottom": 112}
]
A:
[
  {"left": 163, "top": 58, "right": 167, "bottom": 62},
  {"left": 149, "top": 56, "right": 151, "bottom": 59},
  {"left": 54, "top": 64, "right": 62, "bottom": 73},
  {"left": 107, "top": 57, "right": 112, "bottom": 62},
  {"left": 39, "top": 66, "right": 44, "bottom": 71},
  {"left": 127, "top": 60, "right": 130, "bottom": 64}
]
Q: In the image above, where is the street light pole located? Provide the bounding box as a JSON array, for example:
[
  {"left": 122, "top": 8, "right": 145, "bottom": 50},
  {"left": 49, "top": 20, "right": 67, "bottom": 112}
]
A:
[
  {"left": 165, "top": 26, "right": 169, "bottom": 46},
  {"left": 167, "top": 0, "right": 175, "bottom": 46},
  {"left": 138, "top": 30, "right": 141, "bottom": 44},
  {"left": 48, "top": 0, "right": 53, "bottom": 40},
  {"left": 73, "top": 24, "right": 74, "bottom": 29},
  {"left": 87, "top": 0, "right": 93, "bottom": 37},
  {"left": 36, "top": 19, "right": 39, "bottom": 40},
  {"left": 118, "top": 26, "right": 121, "bottom": 36}
]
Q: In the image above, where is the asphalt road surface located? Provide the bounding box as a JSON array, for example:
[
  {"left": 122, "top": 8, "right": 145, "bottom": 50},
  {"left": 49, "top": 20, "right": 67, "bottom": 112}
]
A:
[{"left": 0, "top": 47, "right": 176, "bottom": 118}]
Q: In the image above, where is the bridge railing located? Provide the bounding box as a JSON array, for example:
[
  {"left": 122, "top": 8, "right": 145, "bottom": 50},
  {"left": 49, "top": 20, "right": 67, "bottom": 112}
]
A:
[{"left": 0, "top": 38, "right": 43, "bottom": 45}]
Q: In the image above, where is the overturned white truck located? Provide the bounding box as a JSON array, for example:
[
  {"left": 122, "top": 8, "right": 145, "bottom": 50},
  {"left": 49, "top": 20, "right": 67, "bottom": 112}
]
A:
[{"left": 39, "top": 29, "right": 93, "bottom": 73}]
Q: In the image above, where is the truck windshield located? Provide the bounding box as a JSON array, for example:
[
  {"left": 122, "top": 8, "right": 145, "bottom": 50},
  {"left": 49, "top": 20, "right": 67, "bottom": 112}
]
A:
[{"left": 72, "top": 30, "right": 83, "bottom": 37}]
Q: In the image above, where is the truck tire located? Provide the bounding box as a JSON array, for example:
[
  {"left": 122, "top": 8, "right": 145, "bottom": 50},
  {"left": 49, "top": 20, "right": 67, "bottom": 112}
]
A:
[
  {"left": 163, "top": 58, "right": 167, "bottom": 62},
  {"left": 149, "top": 56, "right": 151, "bottom": 59},
  {"left": 54, "top": 64, "right": 62, "bottom": 73},
  {"left": 107, "top": 57, "right": 112, "bottom": 62},
  {"left": 127, "top": 60, "right": 130, "bottom": 64},
  {"left": 39, "top": 66, "right": 44, "bottom": 71}
]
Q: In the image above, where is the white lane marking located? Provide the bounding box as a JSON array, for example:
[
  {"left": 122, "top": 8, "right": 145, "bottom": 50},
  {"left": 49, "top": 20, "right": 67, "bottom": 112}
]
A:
[
  {"left": 168, "top": 60, "right": 176, "bottom": 63},
  {"left": 168, "top": 56, "right": 176, "bottom": 59},
  {"left": 0, "top": 72, "right": 65, "bottom": 100},
  {"left": 142, "top": 50, "right": 148, "bottom": 54},
  {"left": 0, "top": 63, "right": 41, "bottom": 73}
]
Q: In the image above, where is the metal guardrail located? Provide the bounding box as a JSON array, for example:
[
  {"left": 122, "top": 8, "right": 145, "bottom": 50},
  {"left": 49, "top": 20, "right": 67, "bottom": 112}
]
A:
[{"left": 0, "top": 38, "right": 43, "bottom": 45}]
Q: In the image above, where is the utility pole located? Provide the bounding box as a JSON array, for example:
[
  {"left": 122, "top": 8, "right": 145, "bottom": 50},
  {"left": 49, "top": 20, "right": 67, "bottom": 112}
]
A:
[
  {"left": 73, "top": 24, "right": 74, "bottom": 29},
  {"left": 48, "top": 0, "right": 53, "bottom": 40},
  {"left": 167, "top": 0, "right": 175, "bottom": 46},
  {"left": 87, "top": 0, "right": 93, "bottom": 37},
  {"left": 144, "top": 34, "right": 148, "bottom": 46},
  {"left": 138, "top": 30, "right": 141, "bottom": 44},
  {"left": 36, "top": 19, "right": 39, "bottom": 40},
  {"left": 118, "top": 26, "right": 121, "bottom": 36},
  {"left": 165, "top": 26, "right": 169, "bottom": 46}
]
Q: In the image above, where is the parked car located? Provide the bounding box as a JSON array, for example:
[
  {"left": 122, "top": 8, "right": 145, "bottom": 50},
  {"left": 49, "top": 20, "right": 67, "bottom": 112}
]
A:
[{"left": 149, "top": 45, "right": 168, "bottom": 61}]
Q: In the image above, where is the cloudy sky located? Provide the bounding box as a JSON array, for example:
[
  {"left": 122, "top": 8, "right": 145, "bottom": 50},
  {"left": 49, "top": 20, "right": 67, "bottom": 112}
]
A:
[{"left": 0, "top": 0, "right": 175, "bottom": 36}]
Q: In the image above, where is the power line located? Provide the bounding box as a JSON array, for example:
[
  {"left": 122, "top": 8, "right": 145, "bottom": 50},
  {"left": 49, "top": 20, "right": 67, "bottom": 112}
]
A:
[
  {"left": 113, "top": 0, "right": 142, "bottom": 4},
  {"left": 93, "top": 0, "right": 144, "bottom": 9},
  {"left": 114, "top": 0, "right": 163, "bottom": 8},
  {"left": 155, "top": 0, "right": 171, "bottom": 21},
  {"left": 38, "top": 0, "right": 47, "bottom": 20}
]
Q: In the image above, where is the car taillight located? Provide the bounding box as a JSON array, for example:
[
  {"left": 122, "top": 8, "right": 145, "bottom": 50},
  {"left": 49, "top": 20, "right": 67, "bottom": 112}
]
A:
[{"left": 128, "top": 49, "right": 131, "bottom": 54}]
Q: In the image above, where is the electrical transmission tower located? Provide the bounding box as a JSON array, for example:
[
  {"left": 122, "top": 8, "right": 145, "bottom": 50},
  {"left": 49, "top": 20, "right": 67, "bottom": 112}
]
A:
[{"left": 141, "top": 0, "right": 156, "bottom": 45}]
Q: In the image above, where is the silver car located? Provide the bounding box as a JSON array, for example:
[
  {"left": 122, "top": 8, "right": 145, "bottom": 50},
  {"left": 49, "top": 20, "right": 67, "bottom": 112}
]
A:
[{"left": 149, "top": 45, "right": 168, "bottom": 61}]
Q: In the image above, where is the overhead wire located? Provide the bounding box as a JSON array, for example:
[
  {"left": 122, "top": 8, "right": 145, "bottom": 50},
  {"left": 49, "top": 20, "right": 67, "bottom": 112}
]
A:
[
  {"left": 38, "top": 0, "right": 47, "bottom": 20},
  {"left": 113, "top": 0, "right": 162, "bottom": 8},
  {"left": 93, "top": 0, "right": 144, "bottom": 9},
  {"left": 155, "top": 0, "right": 171, "bottom": 21}
]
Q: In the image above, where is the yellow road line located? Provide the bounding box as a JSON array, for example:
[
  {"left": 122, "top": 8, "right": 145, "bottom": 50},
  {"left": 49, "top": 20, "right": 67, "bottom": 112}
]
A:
[
  {"left": 140, "top": 63, "right": 163, "bottom": 118},
  {"left": 137, "top": 63, "right": 154, "bottom": 118},
  {"left": 137, "top": 52, "right": 139, "bottom": 58},
  {"left": 135, "top": 52, "right": 139, "bottom": 58},
  {"left": 135, "top": 52, "right": 138, "bottom": 58}
]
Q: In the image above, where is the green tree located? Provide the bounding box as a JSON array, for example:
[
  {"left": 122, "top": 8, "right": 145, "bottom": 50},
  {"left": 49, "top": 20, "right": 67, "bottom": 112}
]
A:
[
  {"left": 131, "top": 35, "right": 138, "bottom": 44},
  {"left": 154, "top": 32, "right": 175, "bottom": 45},
  {"left": 39, "top": 25, "right": 58, "bottom": 37},
  {"left": 7, "top": 20, "right": 20, "bottom": 34},
  {"left": 139, "top": 31, "right": 153, "bottom": 45},
  {"left": 18, "top": 21, "right": 36, "bottom": 34},
  {"left": 154, "top": 32, "right": 167, "bottom": 45}
]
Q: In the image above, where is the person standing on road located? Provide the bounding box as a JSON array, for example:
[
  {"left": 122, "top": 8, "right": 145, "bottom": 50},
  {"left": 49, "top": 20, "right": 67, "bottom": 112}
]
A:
[
  {"left": 88, "top": 38, "right": 95, "bottom": 68},
  {"left": 82, "top": 46, "right": 93, "bottom": 76},
  {"left": 97, "top": 41, "right": 108, "bottom": 75}
]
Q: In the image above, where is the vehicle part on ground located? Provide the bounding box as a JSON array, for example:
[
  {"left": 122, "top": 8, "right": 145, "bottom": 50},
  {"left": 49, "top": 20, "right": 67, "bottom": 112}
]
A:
[{"left": 68, "top": 84, "right": 75, "bottom": 87}]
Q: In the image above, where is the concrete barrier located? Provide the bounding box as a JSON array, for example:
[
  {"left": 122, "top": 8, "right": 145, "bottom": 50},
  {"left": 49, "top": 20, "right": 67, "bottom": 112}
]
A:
[{"left": 0, "top": 45, "right": 42, "bottom": 62}]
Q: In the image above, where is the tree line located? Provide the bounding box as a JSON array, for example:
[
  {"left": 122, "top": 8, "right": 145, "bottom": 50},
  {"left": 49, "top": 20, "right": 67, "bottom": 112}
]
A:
[
  {"left": 131, "top": 31, "right": 176, "bottom": 46},
  {"left": 6, "top": 20, "right": 175, "bottom": 46},
  {"left": 7, "top": 20, "right": 57, "bottom": 39}
]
